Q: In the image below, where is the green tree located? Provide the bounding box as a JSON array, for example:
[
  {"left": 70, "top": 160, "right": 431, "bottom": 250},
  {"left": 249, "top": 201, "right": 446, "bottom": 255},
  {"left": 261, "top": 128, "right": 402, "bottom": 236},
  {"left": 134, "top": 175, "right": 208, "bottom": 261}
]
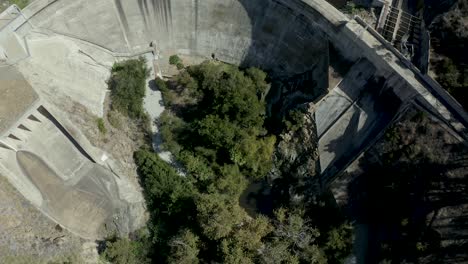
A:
[
  {"left": 219, "top": 215, "right": 273, "bottom": 263},
  {"left": 195, "top": 193, "right": 245, "bottom": 240},
  {"left": 230, "top": 134, "right": 276, "bottom": 179},
  {"left": 168, "top": 229, "right": 200, "bottom": 264},
  {"left": 324, "top": 223, "right": 353, "bottom": 263},
  {"left": 212, "top": 165, "right": 248, "bottom": 197},
  {"left": 246, "top": 67, "right": 269, "bottom": 98},
  {"left": 134, "top": 149, "right": 193, "bottom": 214},
  {"left": 261, "top": 208, "right": 327, "bottom": 264},
  {"left": 195, "top": 114, "right": 238, "bottom": 149},
  {"left": 101, "top": 238, "right": 149, "bottom": 264},
  {"left": 108, "top": 57, "right": 149, "bottom": 119},
  {"left": 260, "top": 241, "right": 300, "bottom": 264},
  {"left": 169, "top": 55, "right": 182, "bottom": 65}
]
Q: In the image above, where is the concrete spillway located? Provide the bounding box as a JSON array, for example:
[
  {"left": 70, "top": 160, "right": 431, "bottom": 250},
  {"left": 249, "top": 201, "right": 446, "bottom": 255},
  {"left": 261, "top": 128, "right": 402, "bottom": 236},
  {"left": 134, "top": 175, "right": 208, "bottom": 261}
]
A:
[{"left": 1, "top": 0, "right": 468, "bottom": 237}]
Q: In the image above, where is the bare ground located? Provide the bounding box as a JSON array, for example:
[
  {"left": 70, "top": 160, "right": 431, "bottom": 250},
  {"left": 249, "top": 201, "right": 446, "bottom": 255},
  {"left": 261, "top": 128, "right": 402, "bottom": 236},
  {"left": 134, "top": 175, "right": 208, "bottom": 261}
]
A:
[
  {"left": 0, "top": 174, "right": 87, "bottom": 263},
  {"left": 54, "top": 93, "right": 147, "bottom": 190}
]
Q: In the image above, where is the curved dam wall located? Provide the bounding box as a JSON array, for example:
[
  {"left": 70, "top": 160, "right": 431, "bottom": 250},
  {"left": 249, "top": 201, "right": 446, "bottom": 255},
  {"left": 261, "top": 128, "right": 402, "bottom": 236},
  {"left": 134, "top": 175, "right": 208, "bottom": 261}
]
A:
[
  {"left": 21, "top": 0, "right": 331, "bottom": 77},
  {"left": 10, "top": 0, "right": 467, "bottom": 188}
]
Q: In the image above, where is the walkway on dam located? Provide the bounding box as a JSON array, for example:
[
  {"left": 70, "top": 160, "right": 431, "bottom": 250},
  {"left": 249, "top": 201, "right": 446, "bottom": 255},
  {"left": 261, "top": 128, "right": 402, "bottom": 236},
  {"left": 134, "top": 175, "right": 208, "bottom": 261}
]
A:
[{"left": 315, "top": 59, "right": 401, "bottom": 183}]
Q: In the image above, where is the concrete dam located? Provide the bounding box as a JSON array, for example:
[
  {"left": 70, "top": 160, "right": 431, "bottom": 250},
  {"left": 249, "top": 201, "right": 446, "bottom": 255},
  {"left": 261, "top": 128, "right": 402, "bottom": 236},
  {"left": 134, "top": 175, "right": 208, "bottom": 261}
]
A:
[{"left": 1, "top": 0, "right": 468, "bottom": 238}]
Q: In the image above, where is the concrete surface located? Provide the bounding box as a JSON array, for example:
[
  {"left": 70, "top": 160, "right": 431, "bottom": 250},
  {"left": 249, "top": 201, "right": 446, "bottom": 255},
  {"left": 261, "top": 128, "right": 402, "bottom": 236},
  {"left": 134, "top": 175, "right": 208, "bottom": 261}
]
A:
[
  {"left": 315, "top": 59, "right": 402, "bottom": 181},
  {"left": 19, "top": 0, "right": 329, "bottom": 77},
  {"left": 0, "top": 66, "right": 38, "bottom": 134},
  {"left": 0, "top": 173, "right": 86, "bottom": 262},
  {"left": 16, "top": 33, "right": 115, "bottom": 117},
  {"left": 141, "top": 53, "right": 172, "bottom": 163},
  {"left": 0, "top": 66, "right": 144, "bottom": 239},
  {"left": 0, "top": 0, "right": 467, "bottom": 240},
  {"left": 0, "top": 102, "right": 125, "bottom": 239},
  {"left": 16, "top": 151, "right": 115, "bottom": 238}
]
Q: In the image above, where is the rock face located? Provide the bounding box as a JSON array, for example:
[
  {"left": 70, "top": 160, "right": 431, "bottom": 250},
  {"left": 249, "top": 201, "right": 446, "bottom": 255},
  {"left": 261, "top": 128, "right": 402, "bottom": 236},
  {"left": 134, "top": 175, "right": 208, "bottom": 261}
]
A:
[{"left": 270, "top": 104, "right": 320, "bottom": 203}]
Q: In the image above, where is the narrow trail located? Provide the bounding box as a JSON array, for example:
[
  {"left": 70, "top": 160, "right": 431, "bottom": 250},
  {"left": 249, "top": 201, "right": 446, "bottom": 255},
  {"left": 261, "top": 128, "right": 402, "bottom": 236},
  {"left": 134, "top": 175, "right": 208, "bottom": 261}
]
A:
[{"left": 142, "top": 53, "right": 184, "bottom": 175}]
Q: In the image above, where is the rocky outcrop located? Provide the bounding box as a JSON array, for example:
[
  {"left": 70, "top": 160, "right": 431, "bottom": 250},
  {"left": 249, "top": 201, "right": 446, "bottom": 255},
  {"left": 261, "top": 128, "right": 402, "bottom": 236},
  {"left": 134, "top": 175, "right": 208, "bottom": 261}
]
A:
[{"left": 269, "top": 104, "right": 321, "bottom": 203}]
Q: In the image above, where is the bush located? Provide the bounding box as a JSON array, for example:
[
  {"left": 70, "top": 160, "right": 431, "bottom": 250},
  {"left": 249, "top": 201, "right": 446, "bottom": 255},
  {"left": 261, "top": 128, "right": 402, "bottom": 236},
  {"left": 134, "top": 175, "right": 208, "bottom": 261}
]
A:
[
  {"left": 10, "top": 0, "right": 29, "bottom": 9},
  {"left": 176, "top": 62, "right": 185, "bottom": 70},
  {"left": 96, "top": 118, "right": 107, "bottom": 134},
  {"left": 438, "top": 57, "right": 461, "bottom": 92},
  {"left": 101, "top": 237, "right": 150, "bottom": 264},
  {"left": 283, "top": 108, "right": 306, "bottom": 132},
  {"left": 156, "top": 78, "right": 179, "bottom": 106},
  {"left": 123, "top": 61, "right": 355, "bottom": 263},
  {"left": 155, "top": 78, "right": 168, "bottom": 92},
  {"left": 107, "top": 110, "right": 123, "bottom": 129},
  {"left": 108, "top": 57, "right": 149, "bottom": 119},
  {"left": 158, "top": 111, "right": 185, "bottom": 154},
  {"left": 169, "top": 55, "right": 182, "bottom": 65}
]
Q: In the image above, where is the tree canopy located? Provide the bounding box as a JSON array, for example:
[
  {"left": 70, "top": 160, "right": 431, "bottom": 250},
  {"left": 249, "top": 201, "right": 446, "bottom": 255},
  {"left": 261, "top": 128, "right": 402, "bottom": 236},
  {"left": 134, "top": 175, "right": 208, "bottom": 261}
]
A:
[
  {"left": 101, "top": 60, "right": 353, "bottom": 264},
  {"left": 108, "top": 57, "right": 149, "bottom": 119}
]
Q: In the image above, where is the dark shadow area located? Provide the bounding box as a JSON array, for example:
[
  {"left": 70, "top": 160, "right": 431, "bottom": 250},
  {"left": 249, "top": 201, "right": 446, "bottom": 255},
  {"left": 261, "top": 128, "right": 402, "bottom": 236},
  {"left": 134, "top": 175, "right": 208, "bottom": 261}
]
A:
[
  {"left": 343, "top": 109, "right": 468, "bottom": 263},
  {"left": 232, "top": 0, "right": 331, "bottom": 132},
  {"left": 319, "top": 74, "right": 403, "bottom": 188},
  {"left": 148, "top": 79, "right": 157, "bottom": 92},
  {"left": 239, "top": 180, "right": 274, "bottom": 217}
]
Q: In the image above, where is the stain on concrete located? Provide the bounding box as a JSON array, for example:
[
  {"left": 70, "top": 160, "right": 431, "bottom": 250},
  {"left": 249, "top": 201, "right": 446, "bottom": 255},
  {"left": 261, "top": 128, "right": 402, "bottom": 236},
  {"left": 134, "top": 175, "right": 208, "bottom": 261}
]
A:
[
  {"left": 114, "top": 0, "right": 130, "bottom": 37},
  {"left": 137, "top": 0, "right": 150, "bottom": 32},
  {"left": 16, "top": 150, "right": 115, "bottom": 239}
]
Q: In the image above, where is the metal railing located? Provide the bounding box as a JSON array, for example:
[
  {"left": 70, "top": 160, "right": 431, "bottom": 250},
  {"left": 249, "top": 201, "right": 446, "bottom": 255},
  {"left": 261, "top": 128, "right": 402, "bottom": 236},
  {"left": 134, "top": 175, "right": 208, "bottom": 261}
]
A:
[{"left": 354, "top": 15, "right": 468, "bottom": 132}]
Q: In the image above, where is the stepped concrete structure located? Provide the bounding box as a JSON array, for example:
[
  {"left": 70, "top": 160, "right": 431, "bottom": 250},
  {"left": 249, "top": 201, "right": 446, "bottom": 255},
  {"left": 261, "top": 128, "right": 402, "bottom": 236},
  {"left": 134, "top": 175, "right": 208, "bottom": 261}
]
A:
[
  {"left": 0, "top": 66, "right": 145, "bottom": 239},
  {"left": 0, "top": 0, "right": 467, "bottom": 236}
]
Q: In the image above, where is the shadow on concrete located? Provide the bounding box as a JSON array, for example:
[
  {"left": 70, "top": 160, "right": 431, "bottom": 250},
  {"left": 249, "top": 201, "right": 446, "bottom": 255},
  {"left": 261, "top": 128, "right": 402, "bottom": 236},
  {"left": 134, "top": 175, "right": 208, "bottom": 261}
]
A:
[
  {"left": 234, "top": 0, "right": 330, "bottom": 124},
  {"left": 317, "top": 68, "right": 403, "bottom": 189},
  {"left": 37, "top": 106, "right": 96, "bottom": 163}
]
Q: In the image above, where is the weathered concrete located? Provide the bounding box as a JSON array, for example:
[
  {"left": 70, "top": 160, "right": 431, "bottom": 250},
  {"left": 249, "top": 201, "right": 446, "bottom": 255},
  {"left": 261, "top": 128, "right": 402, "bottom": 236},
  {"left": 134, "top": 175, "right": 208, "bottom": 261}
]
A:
[
  {"left": 16, "top": 34, "right": 114, "bottom": 117},
  {"left": 0, "top": 66, "right": 38, "bottom": 134},
  {"left": 0, "top": 67, "right": 144, "bottom": 239},
  {"left": 17, "top": 0, "right": 330, "bottom": 78},
  {"left": 0, "top": 0, "right": 467, "bottom": 237}
]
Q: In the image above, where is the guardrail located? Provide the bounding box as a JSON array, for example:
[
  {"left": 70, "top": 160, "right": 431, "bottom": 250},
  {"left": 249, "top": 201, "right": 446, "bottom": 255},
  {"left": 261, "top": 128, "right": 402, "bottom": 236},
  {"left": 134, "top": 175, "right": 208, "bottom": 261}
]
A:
[{"left": 354, "top": 15, "right": 468, "bottom": 132}]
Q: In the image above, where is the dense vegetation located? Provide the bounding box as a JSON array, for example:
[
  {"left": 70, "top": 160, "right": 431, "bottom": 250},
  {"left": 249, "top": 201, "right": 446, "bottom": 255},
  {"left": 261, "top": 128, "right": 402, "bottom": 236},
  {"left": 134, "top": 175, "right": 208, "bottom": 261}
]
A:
[
  {"left": 108, "top": 57, "right": 149, "bottom": 119},
  {"left": 102, "top": 60, "right": 352, "bottom": 263},
  {"left": 429, "top": 0, "right": 468, "bottom": 108},
  {"left": 345, "top": 109, "right": 468, "bottom": 263}
]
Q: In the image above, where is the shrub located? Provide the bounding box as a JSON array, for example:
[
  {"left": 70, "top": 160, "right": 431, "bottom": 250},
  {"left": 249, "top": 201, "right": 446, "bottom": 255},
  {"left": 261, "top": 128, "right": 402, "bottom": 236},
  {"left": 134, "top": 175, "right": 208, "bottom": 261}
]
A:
[
  {"left": 283, "top": 108, "right": 305, "bottom": 132},
  {"left": 10, "top": 0, "right": 29, "bottom": 9},
  {"left": 158, "top": 111, "right": 185, "bottom": 154},
  {"left": 169, "top": 55, "right": 182, "bottom": 65},
  {"left": 155, "top": 78, "right": 168, "bottom": 92},
  {"left": 155, "top": 78, "right": 178, "bottom": 106},
  {"left": 101, "top": 237, "right": 150, "bottom": 264},
  {"left": 107, "top": 110, "right": 122, "bottom": 129},
  {"left": 108, "top": 57, "right": 149, "bottom": 119},
  {"left": 97, "top": 118, "right": 107, "bottom": 134},
  {"left": 176, "top": 62, "right": 185, "bottom": 70}
]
